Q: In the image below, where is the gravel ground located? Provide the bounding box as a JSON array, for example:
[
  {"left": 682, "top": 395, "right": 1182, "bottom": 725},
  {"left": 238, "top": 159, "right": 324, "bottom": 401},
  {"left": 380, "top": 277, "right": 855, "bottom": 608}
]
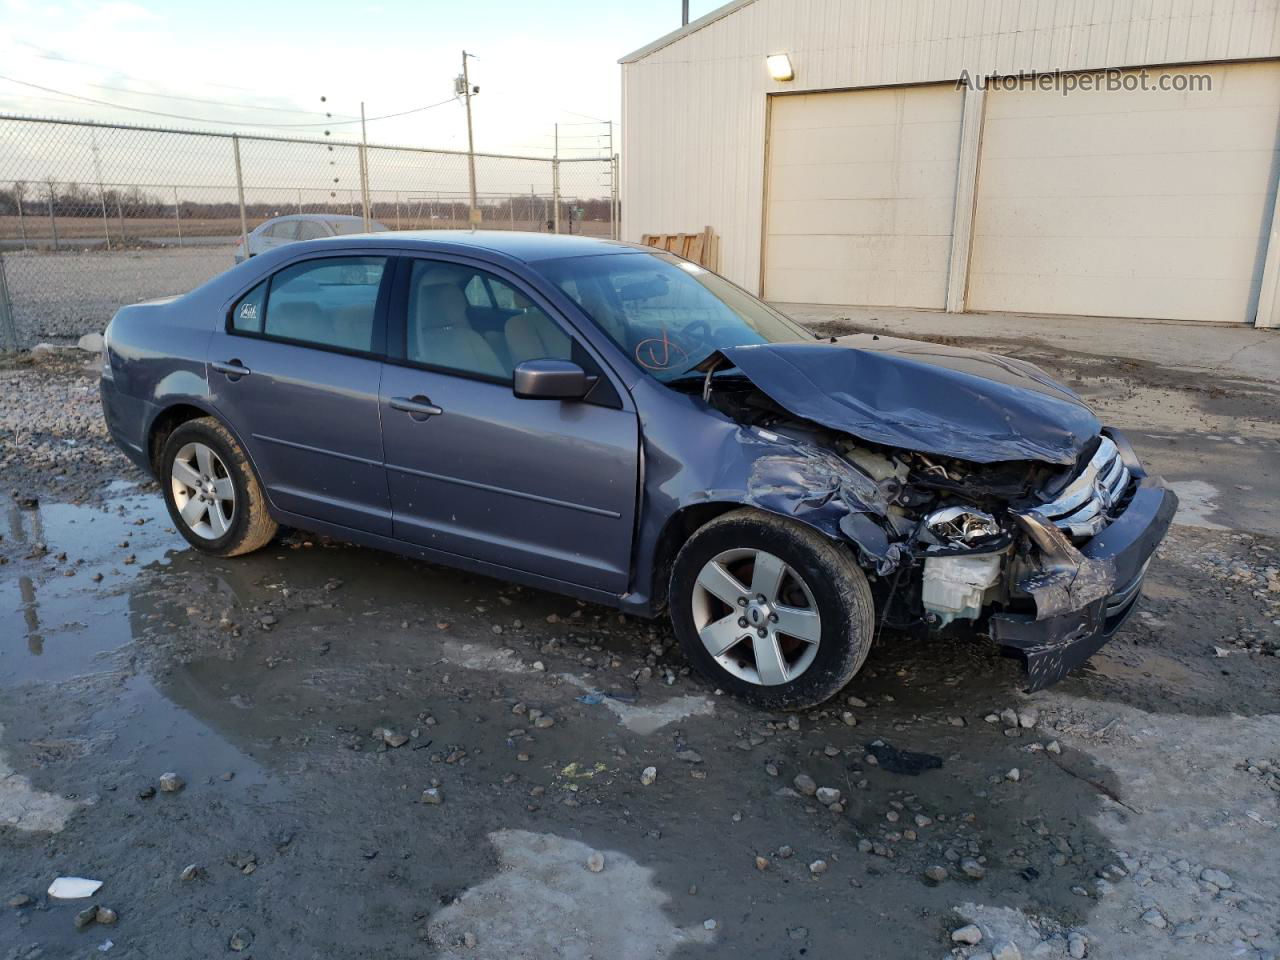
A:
[
  {"left": 0, "top": 349, "right": 151, "bottom": 501},
  {"left": 0, "top": 338, "right": 1277, "bottom": 959}
]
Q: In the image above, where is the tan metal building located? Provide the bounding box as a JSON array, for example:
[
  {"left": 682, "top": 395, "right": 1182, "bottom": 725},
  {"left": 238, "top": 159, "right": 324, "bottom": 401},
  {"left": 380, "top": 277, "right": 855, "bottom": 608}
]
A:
[{"left": 620, "top": 0, "right": 1280, "bottom": 327}]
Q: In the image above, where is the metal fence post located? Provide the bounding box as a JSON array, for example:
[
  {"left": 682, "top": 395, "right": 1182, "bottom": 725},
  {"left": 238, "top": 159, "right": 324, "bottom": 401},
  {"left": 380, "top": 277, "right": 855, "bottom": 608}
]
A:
[
  {"left": 395, "top": 191, "right": 401, "bottom": 230},
  {"left": 98, "top": 184, "right": 112, "bottom": 251},
  {"left": 611, "top": 154, "right": 620, "bottom": 240},
  {"left": 232, "top": 135, "right": 249, "bottom": 252},
  {"left": 0, "top": 254, "right": 18, "bottom": 351},
  {"left": 46, "top": 181, "right": 58, "bottom": 251},
  {"left": 173, "top": 186, "right": 183, "bottom": 246},
  {"left": 15, "top": 190, "right": 28, "bottom": 251},
  {"left": 552, "top": 158, "right": 561, "bottom": 234},
  {"left": 359, "top": 103, "right": 372, "bottom": 232}
]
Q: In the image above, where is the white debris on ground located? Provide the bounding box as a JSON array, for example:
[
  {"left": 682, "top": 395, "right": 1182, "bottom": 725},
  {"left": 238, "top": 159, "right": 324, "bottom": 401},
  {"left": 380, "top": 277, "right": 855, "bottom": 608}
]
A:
[
  {"left": 47, "top": 877, "right": 103, "bottom": 899},
  {"left": 426, "top": 830, "right": 712, "bottom": 959}
]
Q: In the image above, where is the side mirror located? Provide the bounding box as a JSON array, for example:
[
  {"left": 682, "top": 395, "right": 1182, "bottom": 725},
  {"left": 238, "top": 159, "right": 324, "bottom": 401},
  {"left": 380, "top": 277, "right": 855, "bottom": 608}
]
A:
[{"left": 513, "top": 359, "right": 591, "bottom": 400}]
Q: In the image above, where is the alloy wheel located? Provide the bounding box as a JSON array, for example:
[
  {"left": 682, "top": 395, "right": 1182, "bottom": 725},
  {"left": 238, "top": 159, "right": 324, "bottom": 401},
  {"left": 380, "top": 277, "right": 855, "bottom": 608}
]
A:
[
  {"left": 170, "top": 441, "right": 235, "bottom": 540},
  {"left": 690, "top": 547, "right": 821, "bottom": 686}
]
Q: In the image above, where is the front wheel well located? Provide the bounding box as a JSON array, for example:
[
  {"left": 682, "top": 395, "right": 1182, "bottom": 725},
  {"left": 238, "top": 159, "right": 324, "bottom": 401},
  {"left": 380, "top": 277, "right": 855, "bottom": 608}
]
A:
[
  {"left": 147, "top": 404, "right": 211, "bottom": 475},
  {"left": 649, "top": 503, "right": 743, "bottom": 614}
]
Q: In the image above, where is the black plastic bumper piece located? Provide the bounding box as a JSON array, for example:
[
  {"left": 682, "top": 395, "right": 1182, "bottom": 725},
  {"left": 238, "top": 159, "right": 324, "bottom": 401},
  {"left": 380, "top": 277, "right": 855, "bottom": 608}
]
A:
[{"left": 990, "top": 476, "right": 1179, "bottom": 691}]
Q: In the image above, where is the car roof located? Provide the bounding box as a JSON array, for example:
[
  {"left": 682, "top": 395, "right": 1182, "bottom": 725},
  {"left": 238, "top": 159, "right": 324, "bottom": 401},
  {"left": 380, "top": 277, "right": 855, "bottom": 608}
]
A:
[{"left": 292, "top": 230, "right": 651, "bottom": 263}]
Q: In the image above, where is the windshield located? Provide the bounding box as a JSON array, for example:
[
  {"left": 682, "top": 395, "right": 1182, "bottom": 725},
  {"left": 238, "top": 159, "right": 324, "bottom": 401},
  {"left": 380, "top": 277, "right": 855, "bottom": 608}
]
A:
[{"left": 533, "top": 252, "right": 810, "bottom": 380}]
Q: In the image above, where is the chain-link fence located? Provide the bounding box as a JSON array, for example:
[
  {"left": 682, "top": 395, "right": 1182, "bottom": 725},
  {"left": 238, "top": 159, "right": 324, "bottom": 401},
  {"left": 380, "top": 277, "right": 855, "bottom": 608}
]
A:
[{"left": 0, "top": 114, "right": 617, "bottom": 349}]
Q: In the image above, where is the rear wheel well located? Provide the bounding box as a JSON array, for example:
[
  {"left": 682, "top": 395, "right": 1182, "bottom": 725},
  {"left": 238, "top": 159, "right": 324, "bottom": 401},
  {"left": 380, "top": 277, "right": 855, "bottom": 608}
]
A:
[{"left": 148, "top": 404, "right": 210, "bottom": 475}]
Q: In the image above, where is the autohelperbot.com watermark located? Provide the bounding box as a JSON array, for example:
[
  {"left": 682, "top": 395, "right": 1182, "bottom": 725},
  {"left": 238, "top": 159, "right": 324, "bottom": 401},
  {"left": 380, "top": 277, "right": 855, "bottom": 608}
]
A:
[{"left": 957, "top": 68, "right": 1213, "bottom": 95}]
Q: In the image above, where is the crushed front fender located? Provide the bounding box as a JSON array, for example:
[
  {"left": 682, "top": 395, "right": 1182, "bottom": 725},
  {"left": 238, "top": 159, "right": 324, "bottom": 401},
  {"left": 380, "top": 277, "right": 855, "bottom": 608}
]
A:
[{"left": 740, "top": 431, "right": 907, "bottom": 575}]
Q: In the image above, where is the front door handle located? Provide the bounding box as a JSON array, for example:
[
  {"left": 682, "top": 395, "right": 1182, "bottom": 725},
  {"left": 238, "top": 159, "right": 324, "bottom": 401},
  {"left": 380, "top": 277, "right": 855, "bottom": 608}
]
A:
[
  {"left": 390, "top": 395, "right": 444, "bottom": 421},
  {"left": 212, "top": 359, "right": 252, "bottom": 379}
]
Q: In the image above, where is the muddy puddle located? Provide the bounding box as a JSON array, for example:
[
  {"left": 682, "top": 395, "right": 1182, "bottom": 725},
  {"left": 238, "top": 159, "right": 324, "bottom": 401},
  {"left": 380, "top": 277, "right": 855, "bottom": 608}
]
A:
[{"left": 2, "top": 479, "right": 1277, "bottom": 958}]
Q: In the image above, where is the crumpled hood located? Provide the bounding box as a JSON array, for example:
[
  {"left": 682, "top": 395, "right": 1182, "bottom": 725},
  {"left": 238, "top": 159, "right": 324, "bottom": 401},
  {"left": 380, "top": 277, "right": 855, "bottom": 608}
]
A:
[{"left": 716, "top": 335, "right": 1101, "bottom": 465}]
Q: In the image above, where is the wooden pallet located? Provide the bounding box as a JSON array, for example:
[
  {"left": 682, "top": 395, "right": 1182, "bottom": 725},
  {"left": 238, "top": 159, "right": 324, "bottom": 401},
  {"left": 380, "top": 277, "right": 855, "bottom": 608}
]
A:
[{"left": 639, "top": 226, "right": 720, "bottom": 272}]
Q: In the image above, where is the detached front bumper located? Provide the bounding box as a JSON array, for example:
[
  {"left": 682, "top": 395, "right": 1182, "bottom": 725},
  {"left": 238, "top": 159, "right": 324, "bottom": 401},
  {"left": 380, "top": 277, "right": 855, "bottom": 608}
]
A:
[{"left": 989, "top": 472, "right": 1178, "bottom": 691}]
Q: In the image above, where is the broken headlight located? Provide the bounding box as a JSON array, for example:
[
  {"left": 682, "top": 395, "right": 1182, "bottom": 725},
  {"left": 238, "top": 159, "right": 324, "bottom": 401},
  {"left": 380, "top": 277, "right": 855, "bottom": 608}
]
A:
[
  {"left": 918, "top": 507, "right": 1010, "bottom": 626},
  {"left": 921, "top": 506, "right": 1003, "bottom": 547}
]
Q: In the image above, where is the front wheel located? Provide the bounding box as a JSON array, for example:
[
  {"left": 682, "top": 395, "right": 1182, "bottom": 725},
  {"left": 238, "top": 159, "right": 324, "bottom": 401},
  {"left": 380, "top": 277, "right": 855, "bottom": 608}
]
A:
[
  {"left": 669, "top": 509, "right": 875, "bottom": 710},
  {"left": 160, "top": 417, "right": 278, "bottom": 557}
]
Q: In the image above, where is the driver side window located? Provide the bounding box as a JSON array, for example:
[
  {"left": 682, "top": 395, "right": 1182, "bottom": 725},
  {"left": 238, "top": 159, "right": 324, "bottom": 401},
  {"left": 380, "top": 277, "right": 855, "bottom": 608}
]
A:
[{"left": 404, "top": 260, "right": 572, "bottom": 380}]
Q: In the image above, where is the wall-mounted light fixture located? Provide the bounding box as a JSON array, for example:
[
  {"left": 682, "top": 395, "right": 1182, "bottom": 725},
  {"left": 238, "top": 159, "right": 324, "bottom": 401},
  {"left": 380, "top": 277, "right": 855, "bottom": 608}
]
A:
[{"left": 766, "top": 53, "right": 794, "bottom": 81}]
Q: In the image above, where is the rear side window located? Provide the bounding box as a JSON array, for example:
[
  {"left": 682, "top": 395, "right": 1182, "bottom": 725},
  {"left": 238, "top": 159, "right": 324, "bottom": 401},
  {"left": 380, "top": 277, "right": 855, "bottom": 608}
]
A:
[
  {"left": 232, "top": 280, "right": 268, "bottom": 333},
  {"left": 268, "top": 221, "right": 300, "bottom": 240},
  {"left": 296, "top": 220, "right": 328, "bottom": 240},
  {"left": 242, "top": 256, "right": 386, "bottom": 353}
]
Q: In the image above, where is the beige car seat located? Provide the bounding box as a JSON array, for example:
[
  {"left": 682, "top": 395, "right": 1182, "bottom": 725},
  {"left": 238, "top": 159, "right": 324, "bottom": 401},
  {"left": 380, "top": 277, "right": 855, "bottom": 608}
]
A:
[
  {"left": 505, "top": 311, "right": 572, "bottom": 366},
  {"left": 409, "top": 272, "right": 506, "bottom": 378}
]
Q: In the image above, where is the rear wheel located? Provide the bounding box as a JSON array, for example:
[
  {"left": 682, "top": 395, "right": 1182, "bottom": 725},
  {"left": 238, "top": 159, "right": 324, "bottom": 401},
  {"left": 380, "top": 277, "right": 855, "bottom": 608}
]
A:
[
  {"left": 669, "top": 509, "right": 875, "bottom": 709},
  {"left": 160, "top": 417, "right": 277, "bottom": 557}
]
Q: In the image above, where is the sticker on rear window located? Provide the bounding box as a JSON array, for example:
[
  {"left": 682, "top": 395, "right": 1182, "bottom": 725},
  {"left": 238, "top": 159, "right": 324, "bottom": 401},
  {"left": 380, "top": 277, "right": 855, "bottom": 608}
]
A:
[{"left": 239, "top": 303, "right": 258, "bottom": 321}]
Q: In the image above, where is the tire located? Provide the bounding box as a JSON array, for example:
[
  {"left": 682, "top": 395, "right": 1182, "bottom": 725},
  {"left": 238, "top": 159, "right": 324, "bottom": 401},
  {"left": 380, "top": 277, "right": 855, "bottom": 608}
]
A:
[
  {"left": 669, "top": 508, "right": 875, "bottom": 710},
  {"left": 159, "top": 416, "right": 278, "bottom": 557}
]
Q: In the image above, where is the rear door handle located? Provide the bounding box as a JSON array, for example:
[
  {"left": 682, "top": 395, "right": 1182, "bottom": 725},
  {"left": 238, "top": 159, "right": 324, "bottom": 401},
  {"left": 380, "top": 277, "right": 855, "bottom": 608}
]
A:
[
  {"left": 390, "top": 395, "right": 444, "bottom": 420},
  {"left": 211, "top": 359, "right": 252, "bottom": 378}
]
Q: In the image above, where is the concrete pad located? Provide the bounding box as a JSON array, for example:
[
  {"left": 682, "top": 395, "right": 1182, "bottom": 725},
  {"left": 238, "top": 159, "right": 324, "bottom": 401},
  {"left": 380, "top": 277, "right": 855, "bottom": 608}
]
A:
[
  {"left": 0, "top": 724, "right": 78, "bottom": 833},
  {"left": 777, "top": 303, "right": 1280, "bottom": 386}
]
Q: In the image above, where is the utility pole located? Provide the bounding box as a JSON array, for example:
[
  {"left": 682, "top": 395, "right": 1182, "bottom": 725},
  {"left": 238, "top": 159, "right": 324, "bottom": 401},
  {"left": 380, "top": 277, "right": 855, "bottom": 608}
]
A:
[
  {"left": 682, "top": 0, "right": 689, "bottom": 26},
  {"left": 461, "top": 50, "right": 480, "bottom": 225}
]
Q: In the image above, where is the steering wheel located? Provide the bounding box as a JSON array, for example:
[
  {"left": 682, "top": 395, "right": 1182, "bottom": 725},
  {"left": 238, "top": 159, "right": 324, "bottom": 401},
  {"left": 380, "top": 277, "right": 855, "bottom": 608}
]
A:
[{"left": 681, "top": 319, "right": 714, "bottom": 345}]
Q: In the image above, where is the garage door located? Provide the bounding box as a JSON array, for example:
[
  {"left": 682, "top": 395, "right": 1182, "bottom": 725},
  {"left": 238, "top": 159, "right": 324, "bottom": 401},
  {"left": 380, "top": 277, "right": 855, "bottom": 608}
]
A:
[
  {"left": 763, "top": 85, "right": 965, "bottom": 308},
  {"left": 968, "top": 62, "right": 1280, "bottom": 323}
]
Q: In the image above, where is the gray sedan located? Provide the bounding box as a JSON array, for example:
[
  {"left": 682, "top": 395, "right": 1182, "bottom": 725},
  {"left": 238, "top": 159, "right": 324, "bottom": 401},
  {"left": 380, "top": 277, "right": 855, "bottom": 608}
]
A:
[
  {"left": 233, "top": 213, "right": 389, "bottom": 262},
  {"left": 100, "top": 231, "right": 1176, "bottom": 708}
]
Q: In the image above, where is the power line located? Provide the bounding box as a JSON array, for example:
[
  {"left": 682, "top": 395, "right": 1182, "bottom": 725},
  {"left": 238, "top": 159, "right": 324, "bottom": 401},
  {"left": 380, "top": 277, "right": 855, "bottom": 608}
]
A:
[
  {"left": 0, "top": 75, "right": 458, "bottom": 128},
  {"left": 25, "top": 46, "right": 269, "bottom": 95},
  {"left": 76, "top": 80, "right": 356, "bottom": 119}
]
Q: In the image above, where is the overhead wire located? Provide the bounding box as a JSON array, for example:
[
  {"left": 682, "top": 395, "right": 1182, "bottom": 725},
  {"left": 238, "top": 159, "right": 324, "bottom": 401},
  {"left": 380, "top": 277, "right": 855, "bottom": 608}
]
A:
[{"left": 0, "top": 75, "right": 458, "bottom": 128}]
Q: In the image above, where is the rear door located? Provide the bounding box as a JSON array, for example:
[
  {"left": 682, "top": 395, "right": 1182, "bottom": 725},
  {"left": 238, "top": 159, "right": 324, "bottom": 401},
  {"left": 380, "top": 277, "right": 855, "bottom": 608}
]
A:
[
  {"left": 207, "top": 254, "right": 393, "bottom": 534},
  {"left": 380, "top": 256, "right": 639, "bottom": 593}
]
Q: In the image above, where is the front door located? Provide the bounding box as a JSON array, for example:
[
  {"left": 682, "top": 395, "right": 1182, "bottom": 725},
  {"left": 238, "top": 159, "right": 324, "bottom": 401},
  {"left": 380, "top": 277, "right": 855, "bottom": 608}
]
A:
[
  {"left": 207, "top": 254, "right": 393, "bottom": 535},
  {"left": 380, "top": 256, "right": 638, "bottom": 593}
]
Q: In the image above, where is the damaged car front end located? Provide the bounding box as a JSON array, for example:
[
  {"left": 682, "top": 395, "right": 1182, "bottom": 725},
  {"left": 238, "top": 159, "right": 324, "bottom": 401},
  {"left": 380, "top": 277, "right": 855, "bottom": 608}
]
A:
[{"left": 688, "top": 336, "right": 1178, "bottom": 691}]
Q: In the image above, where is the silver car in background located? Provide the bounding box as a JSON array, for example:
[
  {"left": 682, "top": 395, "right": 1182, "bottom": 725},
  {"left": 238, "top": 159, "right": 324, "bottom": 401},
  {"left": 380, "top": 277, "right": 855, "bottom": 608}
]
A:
[{"left": 233, "top": 214, "right": 389, "bottom": 262}]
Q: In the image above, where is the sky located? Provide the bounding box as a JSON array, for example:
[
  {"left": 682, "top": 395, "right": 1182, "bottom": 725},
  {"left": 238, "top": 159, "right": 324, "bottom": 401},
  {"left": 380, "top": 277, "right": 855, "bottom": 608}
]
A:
[{"left": 0, "top": 0, "right": 725, "bottom": 157}]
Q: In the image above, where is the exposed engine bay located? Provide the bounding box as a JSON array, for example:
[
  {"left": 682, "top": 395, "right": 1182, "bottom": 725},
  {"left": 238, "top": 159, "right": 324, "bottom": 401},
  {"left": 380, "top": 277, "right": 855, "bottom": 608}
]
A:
[{"left": 695, "top": 377, "right": 1133, "bottom": 657}]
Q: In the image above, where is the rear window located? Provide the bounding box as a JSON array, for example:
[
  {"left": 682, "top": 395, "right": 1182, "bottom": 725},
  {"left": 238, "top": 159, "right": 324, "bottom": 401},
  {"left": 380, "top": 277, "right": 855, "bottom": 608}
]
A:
[
  {"left": 228, "top": 257, "right": 386, "bottom": 353},
  {"left": 231, "top": 280, "right": 268, "bottom": 333}
]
